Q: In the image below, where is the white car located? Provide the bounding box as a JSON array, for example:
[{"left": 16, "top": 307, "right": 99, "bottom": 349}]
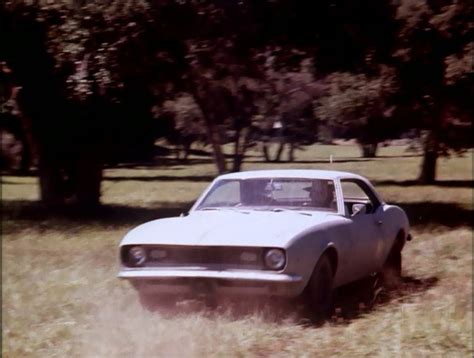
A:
[{"left": 118, "top": 170, "right": 411, "bottom": 317}]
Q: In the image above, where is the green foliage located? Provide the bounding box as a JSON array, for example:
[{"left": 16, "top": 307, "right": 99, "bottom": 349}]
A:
[
  {"left": 394, "top": 0, "right": 473, "bottom": 110},
  {"left": 314, "top": 67, "right": 397, "bottom": 143},
  {"left": 393, "top": 0, "right": 472, "bottom": 181},
  {"left": 155, "top": 93, "right": 208, "bottom": 155},
  {"left": 444, "top": 42, "right": 473, "bottom": 86},
  {"left": 1, "top": 0, "right": 472, "bottom": 194}
]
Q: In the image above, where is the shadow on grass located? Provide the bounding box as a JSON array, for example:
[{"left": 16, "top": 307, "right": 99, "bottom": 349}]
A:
[
  {"left": 392, "top": 201, "right": 473, "bottom": 228},
  {"left": 103, "top": 175, "right": 215, "bottom": 182},
  {"left": 0, "top": 179, "right": 36, "bottom": 185},
  {"left": 1, "top": 200, "right": 194, "bottom": 229},
  {"left": 107, "top": 157, "right": 216, "bottom": 169},
  {"left": 0, "top": 170, "right": 38, "bottom": 178},
  {"left": 2, "top": 200, "right": 472, "bottom": 231},
  {"left": 244, "top": 158, "right": 372, "bottom": 164},
  {"left": 375, "top": 154, "right": 422, "bottom": 158},
  {"left": 329, "top": 275, "right": 439, "bottom": 323},
  {"left": 374, "top": 179, "right": 473, "bottom": 188}
]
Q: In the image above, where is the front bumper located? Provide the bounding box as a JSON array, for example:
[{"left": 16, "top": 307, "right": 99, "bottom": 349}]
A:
[{"left": 118, "top": 268, "right": 303, "bottom": 297}]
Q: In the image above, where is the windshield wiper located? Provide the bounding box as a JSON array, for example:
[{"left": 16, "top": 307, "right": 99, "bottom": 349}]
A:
[
  {"left": 199, "top": 207, "right": 249, "bottom": 214},
  {"left": 271, "top": 208, "right": 312, "bottom": 216}
]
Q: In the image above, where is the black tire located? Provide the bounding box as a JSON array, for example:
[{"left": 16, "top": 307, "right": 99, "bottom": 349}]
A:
[
  {"left": 381, "top": 249, "right": 402, "bottom": 290},
  {"left": 307, "top": 255, "right": 334, "bottom": 322}
]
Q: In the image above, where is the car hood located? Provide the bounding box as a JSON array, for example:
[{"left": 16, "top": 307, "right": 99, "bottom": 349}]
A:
[{"left": 120, "top": 209, "right": 342, "bottom": 248}]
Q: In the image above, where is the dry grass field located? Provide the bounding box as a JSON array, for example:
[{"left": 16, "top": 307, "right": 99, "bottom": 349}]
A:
[{"left": 2, "top": 144, "right": 473, "bottom": 357}]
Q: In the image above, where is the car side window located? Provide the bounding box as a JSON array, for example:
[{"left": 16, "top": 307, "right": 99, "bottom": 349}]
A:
[{"left": 341, "top": 180, "right": 379, "bottom": 215}]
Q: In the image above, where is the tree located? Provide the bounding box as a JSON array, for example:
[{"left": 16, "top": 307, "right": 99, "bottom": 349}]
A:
[
  {"left": 2, "top": 4, "right": 102, "bottom": 207},
  {"left": 1, "top": 1, "right": 165, "bottom": 207},
  {"left": 156, "top": 94, "right": 207, "bottom": 161},
  {"left": 176, "top": 3, "right": 265, "bottom": 173},
  {"left": 257, "top": 66, "right": 321, "bottom": 162},
  {"left": 314, "top": 66, "right": 398, "bottom": 157},
  {"left": 394, "top": 0, "right": 473, "bottom": 183},
  {"left": 0, "top": 64, "right": 35, "bottom": 172},
  {"left": 3, "top": 0, "right": 470, "bottom": 209}
]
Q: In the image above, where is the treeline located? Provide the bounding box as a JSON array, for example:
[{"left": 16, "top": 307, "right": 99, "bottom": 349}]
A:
[{"left": 0, "top": 0, "right": 472, "bottom": 208}]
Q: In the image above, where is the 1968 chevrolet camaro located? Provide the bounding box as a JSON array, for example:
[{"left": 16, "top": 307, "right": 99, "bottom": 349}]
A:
[{"left": 118, "top": 169, "right": 411, "bottom": 317}]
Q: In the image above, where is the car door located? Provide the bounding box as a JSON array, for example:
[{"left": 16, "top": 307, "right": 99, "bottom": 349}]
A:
[{"left": 340, "top": 179, "right": 385, "bottom": 279}]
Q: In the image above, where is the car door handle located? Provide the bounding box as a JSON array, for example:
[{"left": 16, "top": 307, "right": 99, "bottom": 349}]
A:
[{"left": 376, "top": 220, "right": 383, "bottom": 226}]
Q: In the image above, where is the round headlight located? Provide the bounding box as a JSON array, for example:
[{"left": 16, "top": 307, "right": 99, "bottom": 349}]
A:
[
  {"left": 264, "top": 249, "right": 286, "bottom": 270},
  {"left": 128, "top": 246, "right": 146, "bottom": 266}
]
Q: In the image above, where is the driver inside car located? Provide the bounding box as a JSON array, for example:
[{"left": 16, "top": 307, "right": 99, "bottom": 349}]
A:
[{"left": 307, "top": 180, "right": 336, "bottom": 209}]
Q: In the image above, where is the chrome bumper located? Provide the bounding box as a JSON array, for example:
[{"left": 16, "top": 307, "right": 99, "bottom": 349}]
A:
[
  {"left": 118, "top": 268, "right": 301, "bottom": 283},
  {"left": 118, "top": 268, "right": 303, "bottom": 297}
]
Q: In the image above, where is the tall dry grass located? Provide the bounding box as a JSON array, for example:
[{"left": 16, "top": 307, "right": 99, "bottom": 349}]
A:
[{"left": 2, "top": 145, "right": 472, "bottom": 357}]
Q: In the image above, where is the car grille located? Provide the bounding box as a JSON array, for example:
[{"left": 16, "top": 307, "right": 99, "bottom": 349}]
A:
[{"left": 123, "top": 245, "right": 264, "bottom": 270}]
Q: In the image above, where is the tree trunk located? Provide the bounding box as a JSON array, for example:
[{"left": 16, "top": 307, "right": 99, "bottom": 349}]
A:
[
  {"left": 287, "top": 142, "right": 295, "bottom": 162},
  {"left": 38, "top": 151, "right": 103, "bottom": 209},
  {"left": 204, "top": 116, "right": 227, "bottom": 174},
  {"left": 19, "top": 136, "right": 32, "bottom": 173},
  {"left": 232, "top": 126, "right": 243, "bottom": 172},
  {"left": 189, "top": 86, "right": 227, "bottom": 174},
  {"left": 418, "top": 130, "right": 439, "bottom": 184},
  {"left": 182, "top": 140, "right": 191, "bottom": 162},
  {"left": 360, "top": 143, "right": 378, "bottom": 158},
  {"left": 18, "top": 114, "right": 38, "bottom": 172},
  {"left": 38, "top": 150, "right": 65, "bottom": 206},
  {"left": 72, "top": 153, "right": 102, "bottom": 209},
  {"left": 262, "top": 141, "right": 271, "bottom": 162},
  {"left": 232, "top": 126, "right": 250, "bottom": 172},
  {"left": 274, "top": 137, "right": 285, "bottom": 162},
  {"left": 232, "top": 152, "right": 243, "bottom": 172}
]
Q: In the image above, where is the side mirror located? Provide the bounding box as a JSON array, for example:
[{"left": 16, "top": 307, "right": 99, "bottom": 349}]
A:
[{"left": 351, "top": 203, "right": 367, "bottom": 217}]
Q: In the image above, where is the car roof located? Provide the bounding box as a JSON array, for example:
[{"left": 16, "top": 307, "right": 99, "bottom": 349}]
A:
[{"left": 217, "top": 169, "right": 366, "bottom": 181}]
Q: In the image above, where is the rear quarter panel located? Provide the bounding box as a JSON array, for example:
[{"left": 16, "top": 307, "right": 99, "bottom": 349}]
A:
[
  {"left": 283, "top": 204, "right": 410, "bottom": 295},
  {"left": 379, "top": 204, "right": 410, "bottom": 260}
]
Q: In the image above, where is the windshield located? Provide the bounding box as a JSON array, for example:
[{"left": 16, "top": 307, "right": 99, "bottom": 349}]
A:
[{"left": 197, "top": 178, "right": 337, "bottom": 212}]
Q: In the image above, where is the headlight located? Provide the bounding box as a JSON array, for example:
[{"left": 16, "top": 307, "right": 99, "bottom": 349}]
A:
[
  {"left": 128, "top": 246, "right": 146, "bottom": 266},
  {"left": 264, "top": 248, "right": 286, "bottom": 270}
]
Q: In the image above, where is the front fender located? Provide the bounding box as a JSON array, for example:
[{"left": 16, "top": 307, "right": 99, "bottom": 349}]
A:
[{"left": 284, "top": 229, "right": 336, "bottom": 294}]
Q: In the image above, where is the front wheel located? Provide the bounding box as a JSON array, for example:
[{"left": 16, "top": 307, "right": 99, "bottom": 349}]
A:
[{"left": 307, "top": 255, "right": 334, "bottom": 322}]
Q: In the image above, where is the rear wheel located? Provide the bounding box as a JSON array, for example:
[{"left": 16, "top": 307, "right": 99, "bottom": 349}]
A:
[
  {"left": 381, "top": 249, "right": 402, "bottom": 290},
  {"left": 307, "top": 255, "right": 334, "bottom": 322}
]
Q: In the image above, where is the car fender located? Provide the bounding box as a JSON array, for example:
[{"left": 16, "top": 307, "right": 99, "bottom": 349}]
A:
[
  {"left": 284, "top": 219, "right": 351, "bottom": 292},
  {"left": 379, "top": 204, "right": 410, "bottom": 262}
]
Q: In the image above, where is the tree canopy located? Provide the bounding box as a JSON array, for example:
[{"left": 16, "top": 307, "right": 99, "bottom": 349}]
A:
[{"left": 1, "top": 0, "right": 472, "bottom": 208}]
